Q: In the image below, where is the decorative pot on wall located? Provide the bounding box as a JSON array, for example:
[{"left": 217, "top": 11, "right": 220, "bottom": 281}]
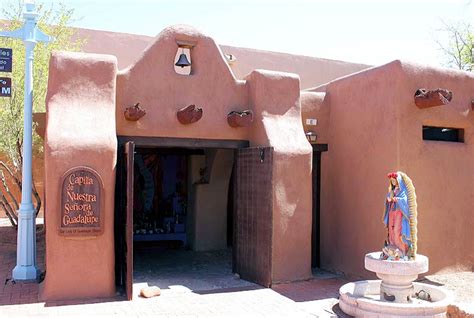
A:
[
  {"left": 414, "top": 88, "right": 452, "bottom": 109},
  {"left": 227, "top": 110, "right": 253, "bottom": 128},
  {"left": 124, "top": 103, "right": 146, "bottom": 121},
  {"left": 177, "top": 104, "right": 203, "bottom": 124}
]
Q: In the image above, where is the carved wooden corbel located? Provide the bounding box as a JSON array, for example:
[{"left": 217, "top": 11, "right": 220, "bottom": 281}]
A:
[
  {"left": 227, "top": 110, "right": 253, "bottom": 128},
  {"left": 124, "top": 103, "right": 146, "bottom": 121},
  {"left": 177, "top": 104, "right": 202, "bottom": 124},
  {"left": 414, "top": 88, "right": 452, "bottom": 109}
]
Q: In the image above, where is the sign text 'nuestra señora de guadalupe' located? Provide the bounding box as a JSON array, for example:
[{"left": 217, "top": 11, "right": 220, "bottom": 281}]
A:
[{"left": 60, "top": 167, "right": 103, "bottom": 236}]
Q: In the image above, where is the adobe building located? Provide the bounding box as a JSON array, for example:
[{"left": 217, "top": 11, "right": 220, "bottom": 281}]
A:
[{"left": 37, "top": 25, "right": 473, "bottom": 301}]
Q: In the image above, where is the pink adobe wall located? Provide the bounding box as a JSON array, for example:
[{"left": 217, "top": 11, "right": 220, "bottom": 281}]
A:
[
  {"left": 73, "top": 28, "right": 151, "bottom": 70},
  {"left": 317, "top": 60, "right": 474, "bottom": 278},
  {"left": 42, "top": 25, "right": 313, "bottom": 300},
  {"left": 115, "top": 25, "right": 249, "bottom": 140},
  {"left": 41, "top": 51, "right": 118, "bottom": 300},
  {"left": 115, "top": 24, "right": 313, "bottom": 283},
  {"left": 220, "top": 45, "right": 369, "bottom": 90},
  {"left": 192, "top": 150, "right": 234, "bottom": 251},
  {"left": 301, "top": 92, "right": 328, "bottom": 144},
  {"left": 74, "top": 27, "right": 369, "bottom": 88},
  {"left": 397, "top": 61, "right": 474, "bottom": 273},
  {"left": 246, "top": 69, "right": 313, "bottom": 282},
  {"left": 40, "top": 23, "right": 474, "bottom": 300}
]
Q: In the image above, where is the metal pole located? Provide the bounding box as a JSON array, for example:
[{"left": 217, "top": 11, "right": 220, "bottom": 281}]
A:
[{"left": 0, "top": 0, "right": 52, "bottom": 281}]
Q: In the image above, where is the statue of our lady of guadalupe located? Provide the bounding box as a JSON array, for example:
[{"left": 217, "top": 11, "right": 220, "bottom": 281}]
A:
[{"left": 382, "top": 172, "right": 418, "bottom": 261}]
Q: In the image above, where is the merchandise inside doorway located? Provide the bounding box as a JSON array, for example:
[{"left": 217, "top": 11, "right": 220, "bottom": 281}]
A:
[
  {"left": 114, "top": 138, "right": 273, "bottom": 300},
  {"left": 132, "top": 149, "right": 189, "bottom": 249},
  {"left": 131, "top": 147, "right": 247, "bottom": 295}
]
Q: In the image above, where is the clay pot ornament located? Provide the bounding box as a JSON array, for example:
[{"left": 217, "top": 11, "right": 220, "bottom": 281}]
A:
[
  {"left": 227, "top": 110, "right": 254, "bottom": 128},
  {"left": 124, "top": 103, "right": 146, "bottom": 121},
  {"left": 177, "top": 104, "right": 203, "bottom": 124},
  {"left": 414, "top": 88, "right": 452, "bottom": 109}
]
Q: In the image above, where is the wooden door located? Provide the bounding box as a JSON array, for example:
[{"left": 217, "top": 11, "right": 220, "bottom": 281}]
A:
[
  {"left": 125, "top": 141, "right": 135, "bottom": 300},
  {"left": 233, "top": 147, "right": 273, "bottom": 287}
]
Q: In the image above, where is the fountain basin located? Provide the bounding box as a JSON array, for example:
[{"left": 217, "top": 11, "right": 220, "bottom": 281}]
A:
[
  {"left": 365, "top": 252, "right": 429, "bottom": 303},
  {"left": 365, "top": 252, "right": 429, "bottom": 276},
  {"left": 339, "top": 280, "right": 453, "bottom": 317}
]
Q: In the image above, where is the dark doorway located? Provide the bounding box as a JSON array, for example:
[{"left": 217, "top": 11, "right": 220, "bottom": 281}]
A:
[
  {"left": 115, "top": 137, "right": 274, "bottom": 299},
  {"left": 226, "top": 167, "right": 234, "bottom": 247},
  {"left": 114, "top": 141, "right": 134, "bottom": 300},
  {"left": 132, "top": 148, "right": 194, "bottom": 249},
  {"left": 311, "top": 144, "right": 328, "bottom": 268}
]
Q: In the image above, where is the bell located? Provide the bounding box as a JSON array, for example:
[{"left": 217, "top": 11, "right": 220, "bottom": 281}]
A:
[{"left": 175, "top": 52, "right": 191, "bottom": 68}]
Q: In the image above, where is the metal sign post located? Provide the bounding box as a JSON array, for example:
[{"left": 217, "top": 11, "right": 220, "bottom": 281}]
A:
[{"left": 0, "top": 0, "right": 52, "bottom": 281}]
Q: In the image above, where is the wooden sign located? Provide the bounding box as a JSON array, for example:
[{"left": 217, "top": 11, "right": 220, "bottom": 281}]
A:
[{"left": 60, "top": 167, "right": 103, "bottom": 236}]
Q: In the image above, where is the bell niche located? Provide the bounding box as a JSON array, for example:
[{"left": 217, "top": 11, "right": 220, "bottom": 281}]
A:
[{"left": 174, "top": 43, "right": 193, "bottom": 76}]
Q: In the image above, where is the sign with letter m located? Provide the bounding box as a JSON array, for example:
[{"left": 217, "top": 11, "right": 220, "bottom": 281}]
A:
[{"left": 0, "top": 77, "right": 11, "bottom": 97}]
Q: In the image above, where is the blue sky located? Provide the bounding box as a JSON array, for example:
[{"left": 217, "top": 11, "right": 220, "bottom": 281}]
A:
[{"left": 6, "top": 0, "right": 474, "bottom": 66}]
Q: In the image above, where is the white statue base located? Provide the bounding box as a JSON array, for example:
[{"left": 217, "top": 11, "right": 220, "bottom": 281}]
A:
[
  {"left": 365, "top": 252, "right": 428, "bottom": 303},
  {"left": 339, "top": 252, "right": 452, "bottom": 317}
]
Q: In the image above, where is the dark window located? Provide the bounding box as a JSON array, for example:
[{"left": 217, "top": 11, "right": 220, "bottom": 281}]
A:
[{"left": 422, "top": 126, "right": 464, "bottom": 143}]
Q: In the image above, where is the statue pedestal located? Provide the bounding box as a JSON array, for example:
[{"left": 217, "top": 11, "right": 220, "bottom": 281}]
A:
[
  {"left": 339, "top": 252, "right": 452, "bottom": 317},
  {"left": 365, "top": 252, "right": 428, "bottom": 303}
]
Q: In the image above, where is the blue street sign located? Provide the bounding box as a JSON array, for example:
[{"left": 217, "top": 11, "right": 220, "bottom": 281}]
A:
[
  {"left": 0, "top": 48, "right": 12, "bottom": 72},
  {"left": 0, "top": 77, "right": 11, "bottom": 97}
]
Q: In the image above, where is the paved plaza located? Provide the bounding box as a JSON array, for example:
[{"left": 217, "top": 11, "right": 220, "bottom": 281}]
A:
[
  {"left": 0, "top": 221, "right": 348, "bottom": 317},
  {"left": 0, "top": 220, "right": 472, "bottom": 317}
]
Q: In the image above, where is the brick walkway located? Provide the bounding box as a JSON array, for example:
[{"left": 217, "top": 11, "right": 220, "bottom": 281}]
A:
[
  {"left": 1, "top": 221, "right": 472, "bottom": 317},
  {"left": 0, "top": 221, "right": 348, "bottom": 317},
  {"left": 0, "top": 223, "right": 44, "bottom": 306}
]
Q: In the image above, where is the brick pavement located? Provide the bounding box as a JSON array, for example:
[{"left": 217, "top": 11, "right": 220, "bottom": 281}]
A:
[
  {"left": 0, "top": 221, "right": 348, "bottom": 317},
  {"left": 0, "top": 224, "right": 44, "bottom": 306},
  {"left": 2, "top": 220, "right": 472, "bottom": 317},
  {"left": 1, "top": 285, "right": 349, "bottom": 317}
]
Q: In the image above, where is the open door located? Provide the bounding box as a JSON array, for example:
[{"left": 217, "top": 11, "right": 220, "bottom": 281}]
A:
[
  {"left": 125, "top": 141, "right": 135, "bottom": 300},
  {"left": 233, "top": 147, "right": 273, "bottom": 287}
]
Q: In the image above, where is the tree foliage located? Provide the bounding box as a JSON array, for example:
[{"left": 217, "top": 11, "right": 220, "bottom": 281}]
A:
[
  {"left": 436, "top": 21, "right": 474, "bottom": 71},
  {"left": 0, "top": 1, "right": 84, "bottom": 226},
  {"left": 0, "top": 0, "right": 85, "bottom": 169}
]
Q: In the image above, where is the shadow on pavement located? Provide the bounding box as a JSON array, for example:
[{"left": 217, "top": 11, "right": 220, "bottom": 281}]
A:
[
  {"left": 272, "top": 277, "right": 347, "bottom": 302},
  {"left": 194, "top": 284, "right": 263, "bottom": 295},
  {"left": 332, "top": 303, "right": 354, "bottom": 317},
  {"left": 44, "top": 296, "right": 126, "bottom": 307}
]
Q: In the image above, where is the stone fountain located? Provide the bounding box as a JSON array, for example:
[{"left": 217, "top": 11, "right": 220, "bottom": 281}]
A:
[{"left": 339, "top": 171, "right": 452, "bottom": 317}]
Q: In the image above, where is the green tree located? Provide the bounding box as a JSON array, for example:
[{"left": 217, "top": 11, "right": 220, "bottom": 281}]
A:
[
  {"left": 436, "top": 21, "right": 474, "bottom": 71},
  {"left": 0, "top": 1, "right": 84, "bottom": 227}
]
